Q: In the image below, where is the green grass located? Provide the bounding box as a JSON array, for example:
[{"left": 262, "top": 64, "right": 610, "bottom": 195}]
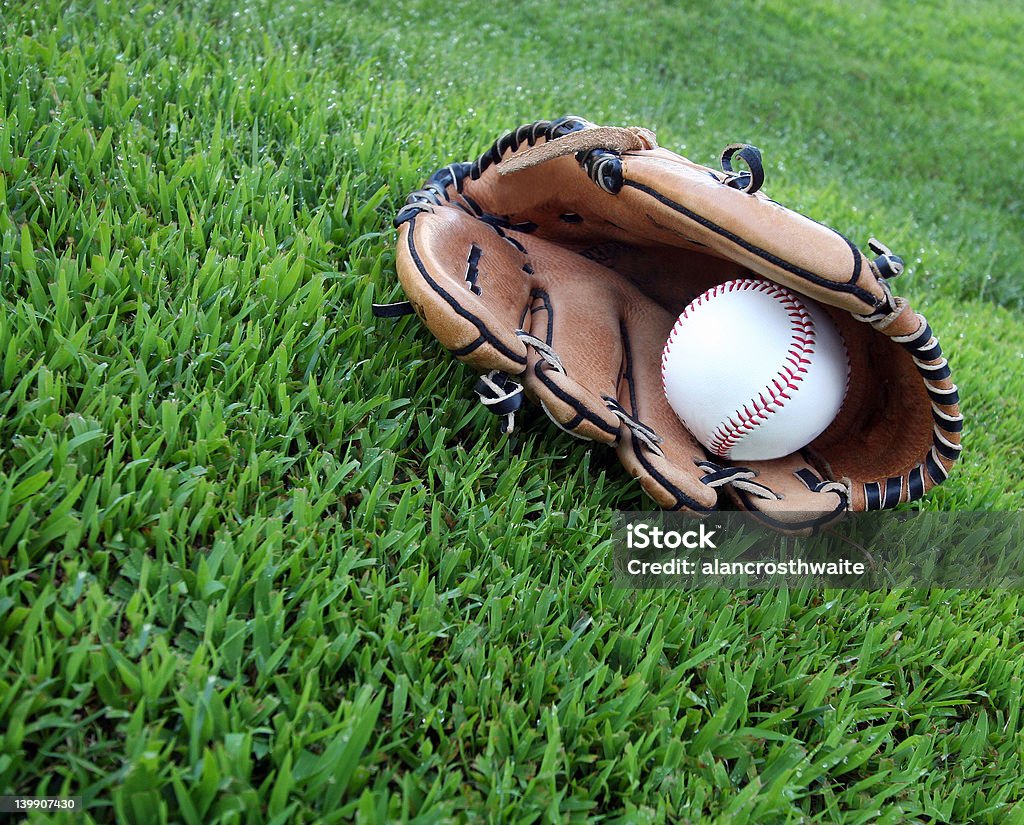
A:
[{"left": 1, "top": 0, "right": 1023, "bottom": 822}]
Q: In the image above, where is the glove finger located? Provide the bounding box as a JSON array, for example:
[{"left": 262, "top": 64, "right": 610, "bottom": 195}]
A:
[
  {"left": 616, "top": 304, "right": 720, "bottom": 513},
  {"left": 720, "top": 453, "right": 849, "bottom": 534},
  {"left": 394, "top": 208, "right": 534, "bottom": 374},
  {"left": 514, "top": 251, "right": 627, "bottom": 443}
]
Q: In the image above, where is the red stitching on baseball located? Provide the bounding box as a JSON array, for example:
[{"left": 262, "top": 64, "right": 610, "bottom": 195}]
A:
[
  {"left": 661, "top": 279, "right": 818, "bottom": 458},
  {"left": 661, "top": 280, "right": 780, "bottom": 396}
]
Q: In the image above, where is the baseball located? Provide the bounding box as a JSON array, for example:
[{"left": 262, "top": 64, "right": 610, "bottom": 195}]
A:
[{"left": 661, "top": 278, "right": 849, "bottom": 461}]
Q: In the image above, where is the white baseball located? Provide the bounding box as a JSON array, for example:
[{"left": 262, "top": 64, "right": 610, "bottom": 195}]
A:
[{"left": 661, "top": 278, "right": 849, "bottom": 461}]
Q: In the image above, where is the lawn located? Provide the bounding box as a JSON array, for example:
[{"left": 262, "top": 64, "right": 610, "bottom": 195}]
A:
[{"left": 1, "top": 0, "right": 1023, "bottom": 822}]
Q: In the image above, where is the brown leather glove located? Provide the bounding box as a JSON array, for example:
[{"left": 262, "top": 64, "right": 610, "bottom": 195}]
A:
[{"left": 375, "top": 117, "right": 962, "bottom": 532}]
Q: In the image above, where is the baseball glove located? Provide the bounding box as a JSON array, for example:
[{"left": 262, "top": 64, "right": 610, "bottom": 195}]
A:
[{"left": 374, "top": 117, "right": 962, "bottom": 532}]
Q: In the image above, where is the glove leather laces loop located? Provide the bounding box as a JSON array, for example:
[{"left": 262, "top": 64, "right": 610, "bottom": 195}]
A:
[
  {"left": 515, "top": 330, "right": 566, "bottom": 373},
  {"left": 853, "top": 277, "right": 899, "bottom": 325},
  {"left": 540, "top": 400, "right": 595, "bottom": 442},
  {"left": 867, "top": 238, "right": 905, "bottom": 279},
  {"left": 603, "top": 397, "right": 665, "bottom": 457},
  {"left": 371, "top": 300, "right": 416, "bottom": 318},
  {"left": 581, "top": 149, "right": 625, "bottom": 194},
  {"left": 696, "top": 460, "right": 781, "bottom": 500},
  {"left": 792, "top": 467, "right": 851, "bottom": 502},
  {"left": 720, "top": 144, "right": 765, "bottom": 194},
  {"left": 474, "top": 371, "right": 525, "bottom": 434}
]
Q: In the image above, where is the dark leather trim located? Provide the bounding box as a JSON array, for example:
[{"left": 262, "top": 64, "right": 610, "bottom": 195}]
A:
[
  {"left": 925, "top": 451, "right": 948, "bottom": 483},
  {"left": 883, "top": 476, "right": 902, "bottom": 508},
  {"left": 908, "top": 466, "right": 925, "bottom": 500},
  {"left": 933, "top": 410, "right": 963, "bottom": 433}
]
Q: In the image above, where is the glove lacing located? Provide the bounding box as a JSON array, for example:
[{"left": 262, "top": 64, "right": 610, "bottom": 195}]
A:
[
  {"left": 474, "top": 370, "right": 525, "bottom": 434},
  {"left": 695, "top": 460, "right": 781, "bottom": 501}
]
